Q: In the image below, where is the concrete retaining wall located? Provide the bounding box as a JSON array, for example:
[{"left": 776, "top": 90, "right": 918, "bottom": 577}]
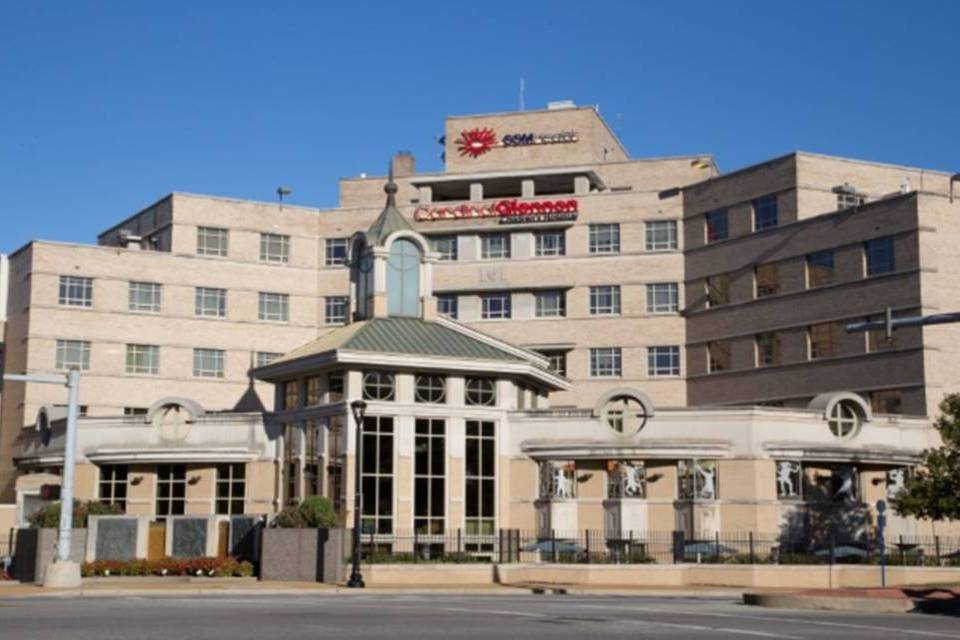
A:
[
  {"left": 359, "top": 562, "right": 960, "bottom": 589},
  {"left": 260, "top": 528, "right": 347, "bottom": 583}
]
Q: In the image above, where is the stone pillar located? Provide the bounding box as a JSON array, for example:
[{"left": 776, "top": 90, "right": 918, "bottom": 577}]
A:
[
  {"left": 574, "top": 175, "right": 590, "bottom": 195},
  {"left": 469, "top": 182, "right": 483, "bottom": 201},
  {"left": 521, "top": 179, "right": 535, "bottom": 198}
]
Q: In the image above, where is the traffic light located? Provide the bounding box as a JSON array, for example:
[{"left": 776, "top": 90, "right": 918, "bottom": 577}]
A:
[{"left": 39, "top": 484, "right": 61, "bottom": 500}]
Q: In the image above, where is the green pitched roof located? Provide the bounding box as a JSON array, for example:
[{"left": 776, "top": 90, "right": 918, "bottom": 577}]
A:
[
  {"left": 365, "top": 177, "right": 414, "bottom": 246},
  {"left": 268, "top": 317, "right": 525, "bottom": 367}
]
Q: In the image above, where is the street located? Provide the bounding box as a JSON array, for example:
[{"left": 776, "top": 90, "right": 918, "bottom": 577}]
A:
[{"left": 1, "top": 593, "right": 958, "bottom": 639}]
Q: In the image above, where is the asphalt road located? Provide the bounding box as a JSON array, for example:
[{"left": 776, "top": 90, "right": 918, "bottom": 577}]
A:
[{"left": 1, "top": 593, "right": 958, "bottom": 639}]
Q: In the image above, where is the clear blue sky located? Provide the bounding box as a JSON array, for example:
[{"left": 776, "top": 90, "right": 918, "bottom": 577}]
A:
[{"left": 2, "top": 1, "right": 958, "bottom": 254}]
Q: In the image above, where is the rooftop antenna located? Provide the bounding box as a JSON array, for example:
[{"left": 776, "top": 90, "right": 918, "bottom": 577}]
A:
[
  {"left": 276, "top": 185, "right": 292, "bottom": 210},
  {"left": 519, "top": 77, "right": 525, "bottom": 111}
]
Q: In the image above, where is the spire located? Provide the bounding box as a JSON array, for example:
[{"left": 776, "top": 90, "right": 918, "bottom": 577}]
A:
[{"left": 366, "top": 160, "right": 414, "bottom": 246}]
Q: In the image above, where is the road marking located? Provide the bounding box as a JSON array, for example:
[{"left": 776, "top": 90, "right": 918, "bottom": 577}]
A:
[
  {"left": 439, "top": 606, "right": 547, "bottom": 618},
  {"left": 567, "top": 603, "right": 960, "bottom": 639}
]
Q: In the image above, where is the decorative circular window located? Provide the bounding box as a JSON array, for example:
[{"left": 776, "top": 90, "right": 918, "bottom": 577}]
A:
[
  {"left": 465, "top": 377, "right": 496, "bottom": 406},
  {"left": 414, "top": 374, "right": 446, "bottom": 404},
  {"left": 827, "top": 401, "right": 861, "bottom": 439},
  {"left": 362, "top": 371, "right": 395, "bottom": 401},
  {"left": 603, "top": 395, "right": 648, "bottom": 435}
]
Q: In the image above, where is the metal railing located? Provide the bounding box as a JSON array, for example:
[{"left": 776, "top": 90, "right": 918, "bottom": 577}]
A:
[{"left": 356, "top": 529, "right": 960, "bottom": 566}]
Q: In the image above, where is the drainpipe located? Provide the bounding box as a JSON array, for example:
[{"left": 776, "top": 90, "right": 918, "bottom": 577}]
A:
[{"left": 950, "top": 173, "right": 960, "bottom": 203}]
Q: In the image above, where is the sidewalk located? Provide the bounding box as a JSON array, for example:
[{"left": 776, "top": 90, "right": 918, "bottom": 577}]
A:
[{"left": 0, "top": 578, "right": 746, "bottom": 599}]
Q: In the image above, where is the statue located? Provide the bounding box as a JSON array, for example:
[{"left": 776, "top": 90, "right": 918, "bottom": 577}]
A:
[
  {"left": 554, "top": 466, "right": 574, "bottom": 499},
  {"left": 695, "top": 461, "right": 716, "bottom": 500},
  {"left": 886, "top": 468, "right": 906, "bottom": 499},
  {"left": 833, "top": 467, "right": 856, "bottom": 502},
  {"left": 776, "top": 461, "right": 801, "bottom": 498},
  {"left": 621, "top": 462, "right": 646, "bottom": 498}
]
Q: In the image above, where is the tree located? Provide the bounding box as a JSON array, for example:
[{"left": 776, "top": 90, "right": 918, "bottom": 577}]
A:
[
  {"left": 272, "top": 496, "right": 340, "bottom": 528},
  {"left": 891, "top": 393, "right": 960, "bottom": 524}
]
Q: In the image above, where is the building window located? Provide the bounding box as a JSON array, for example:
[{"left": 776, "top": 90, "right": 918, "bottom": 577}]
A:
[
  {"left": 437, "top": 294, "right": 458, "bottom": 319},
  {"left": 481, "top": 293, "right": 511, "bottom": 319},
  {"left": 128, "top": 282, "right": 162, "bottom": 312},
  {"left": 646, "top": 283, "right": 678, "bottom": 313},
  {"left": 865, "top": 236, "right": 895, "bottom": 276},
  {"left": 98, "top": 465, "right": 128, "bottom": 510},
  {"left": 195, "top": 287, "right": 227, "bottom": 318},
  {"left": 705, "top": 274, "right": 730, "bottom": 308},
  {"left": 156, "top": 464, "right": 186, "bottom": 519},
  {"left": 258, "top": 292, "right": 289, "bottom": 322},
  {"left": 871, "top": 389, "right": 903, "bottom": 414},
  {"left": 481, "top": 234, "right": 511, "bottom": 260},
  {"left": 753, "top": 195, "right": 779, "bottom": 231},
  {"left": 589, "top": 223, "right": 620, "bottom": 254},
  {"left": 283, "top": 423, "right": 300, "bottom": 504},
  {"left": 707, "top": 341, "right": 731, "bottom": 372},
  {"left": 648, "top": 345, "right": 680, "bottom": 376},
  {"left": 534, "top": 290, "right": 565, "bottom": 317},
  {"left": 705, "top": 209, "right": 729, "bottom": 242},
  {"left": 361, "top": 415, "right": 394, "bottom": 534},
  {"left": 322, "top": 296, "right": 348, "bottom": 324},
  {"left": 284, "top": 380, "right": 300, "bottom": 410},
  {"left": 260, "top": 233, "right": 290, "bottom": 264},
  {"left": 535, "top": 230, "right": 566, "bottom": 257},
  {"left": 123, "top": 407, "right": 147, "bottom": 416},
  {"left": 465, "top": 377, "right": 496, "bottom": 406},
  {"left": 432, "top": 236, "right": 458, "bottom": 261},
  {"left": 328, "top": 372, "right": 344, "bottom": 402},
  {"left": 125, "top": 344, "right": 159, "bottom": 375},
  {"left": 808, "top": 323, "right": 837, "bottom": 359},
  {"left": 255, "top": 351, "right": 282, "bottom": 367},
  {"left": 807, "top": 250, "right": 835, "bottom": 288},
  {"left": 303, "top": 419, "right": 321, "bottom": 498},
  {"left": 58, "top": 276, "right": 93, "bottom": 307},
  {"left": 539, "top": 351, "right": 567, "bottom": 377},
  {"left": 465, "top": 420, "right": 495, "bottom": 535},
  {"left": 590, "top": 347, "right": 622, "bottom": 377},
  {"left": 414, "top": 418, "right": 445, "bottom": 535},
  {"left": 216, "top": 463, "right": 245, "bottom": 515},
  {"left": 304, "top": 377, "right": 322, "bottom": 406},
  {"left": 325, "top": 238, "right": 350, "bottom": 266},
  {"left": 415, "top": 375, "right": 446, "bottom": 404},
  {"left": 756, "top": 332, "right": 782, "bottom": 366},
  {"left": 603, "top": 397, "right": 648, "bottom": 435},
  {"left": 193, "top": 348, "right": 225, "bottom": 378},
  {"left": 362, "top": 371, "right": 395, "bottom": 401},
  {"left": 589, "top": 285, "right": 621, "bottom": 315},
  {"left": 645, "top": 220, "right": 677, "bottom": 251},
  {"left": 837, "top": 190, "right": 866, "bottom": 210},
  {"left": 55, "top": 340, "right": 90, "bottom": 371},
  {"left": 197, "top": 227, "right": 228, "bottom": 257},
  {"left": 755, "top": 263, "right": 780, "bottom": 298},
  {"left": 828, "top": 402, "right": 861, "bottom": 439}
]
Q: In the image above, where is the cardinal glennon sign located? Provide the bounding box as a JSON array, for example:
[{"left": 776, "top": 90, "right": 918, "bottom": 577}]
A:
[{"left": 414, "top": 198, "right": 579, "bottom": 225}]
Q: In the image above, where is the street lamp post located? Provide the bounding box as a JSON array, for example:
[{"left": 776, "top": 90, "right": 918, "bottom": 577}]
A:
[
  {"left": 3, "top": 368, "right": 83, "bottom": 588},
  {"left": 346, "top": 399, "right": 367, "bottom": 588}
]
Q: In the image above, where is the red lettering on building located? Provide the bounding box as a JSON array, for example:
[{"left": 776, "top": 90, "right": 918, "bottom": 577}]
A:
[{"left": 414, "top": 199, "right": 579, "bottom": 222}]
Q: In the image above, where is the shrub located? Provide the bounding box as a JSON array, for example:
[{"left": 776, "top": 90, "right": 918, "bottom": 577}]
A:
[
  {"left": 28, "top": 500, "right": 123, "bottom": 529},
  {"left": 81, "top": 556, "right": 254, "bottom": 578},
  {"left": 272, "top": 496, "right": 340, "bottom": 528}
]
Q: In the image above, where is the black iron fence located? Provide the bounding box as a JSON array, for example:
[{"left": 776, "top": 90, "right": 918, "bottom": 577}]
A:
[{"left": 358, "top": 529, "right": 960, "bottom": 566}]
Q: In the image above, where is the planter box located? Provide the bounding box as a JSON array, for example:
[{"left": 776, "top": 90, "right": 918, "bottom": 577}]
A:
[
  {"left": 260, "top": 528, "right": 347, "bottom": 583},
  {"left": 13, "top": 528, "right": 87, "bottom": 584}
]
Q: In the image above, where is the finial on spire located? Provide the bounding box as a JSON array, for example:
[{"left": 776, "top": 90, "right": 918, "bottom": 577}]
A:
[{"left": 385, "top": 160, "right": 398, "bottom": 198}]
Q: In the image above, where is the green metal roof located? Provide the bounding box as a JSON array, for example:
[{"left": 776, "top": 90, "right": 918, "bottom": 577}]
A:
[
  {"left": 365, "top": 177, "right": 414, "bottom": 246},
  {"left": 268, "top": 317, "right": 525, "bottom": 367}
]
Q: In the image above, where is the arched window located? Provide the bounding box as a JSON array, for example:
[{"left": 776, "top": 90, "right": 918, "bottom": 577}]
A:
[
  {"left": 603, "top": 395, "right": 648, "bottom": 435},
  {"left": 828, "top": 401, "right": 861, "bottom": 439},
  {"left": 387, "top": 238, "right": 421, "bottom": 317}
]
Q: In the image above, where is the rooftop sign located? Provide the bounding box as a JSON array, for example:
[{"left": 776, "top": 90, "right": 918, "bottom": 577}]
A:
[
  {"left": 414, "top": 198, "right": 578, "bottom": 225},
  {"left": 455, "top": 127, "right": 578, "bottom": 158}
]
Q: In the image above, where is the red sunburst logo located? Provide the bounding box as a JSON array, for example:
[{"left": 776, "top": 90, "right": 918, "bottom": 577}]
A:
[{"left": 455, "top": 127, "right": 497, "bottom": 158}]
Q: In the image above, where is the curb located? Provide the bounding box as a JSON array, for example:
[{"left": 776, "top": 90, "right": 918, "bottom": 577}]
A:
[{"left": 743, "top": 592, "right": 915, "bottom": 614}]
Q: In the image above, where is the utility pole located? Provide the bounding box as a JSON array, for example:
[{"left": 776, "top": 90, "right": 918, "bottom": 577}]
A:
[{"left": 4, "top": 369, "right": 83, "bottom": 587}]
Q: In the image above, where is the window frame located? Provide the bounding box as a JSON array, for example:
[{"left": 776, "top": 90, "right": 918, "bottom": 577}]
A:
[
  {"left": 432, "top": 236, "right": 458, "bottom": 261},
  {"left": 590, "top": 347, "right": 622, "bottom": 377},
  {"left": 196, "top": 227, "right": 229, "bottom": 257},
  {"left": 259, "top": 233, "right": 290, "bottom": 264},
  {"left": 646, "top": 282, "right": 678, "bottom": 313},
  {"left": 645, "top": 220, "right": 678, "bottom": 251},
  {"left": 414, "top": 374, "right": 447, "bottom": 404},
  {"left": 705, "top": 209, "right": 729, "bottom": 243},
  {"left": 480, "top": 293, "right": 512, "bottom": 320},
  {"left": 128, "top": 281, "right": 162, "bottom": 312},
  {"left": 588, "top": 223, "right": 621, "bottom": 255},
  {"left": 589, "top": 285, "right": 621, "bottom": 315},
  {"left": 193, "top": 348, "right": 225, "bottom": 378},
  {"left": 534, "top": 229, "right": 566, "bottom": 257},
  {"left": 753, "top": 195, "right": 779, "bottom": 231},
  {"left": 534, "top": 290, "right": 566, "bottom": 318},
  {"left": 194, "top": 287, "right": 227, "bottom": 318},
  {"left": 865, "top": 236, "right": 895, "bottom": 276},
  {"left": 480, "top": 233, "right": 511, "bottom": 260},
  {"left": 324, "top": 296, "right": 348, "bottom": 325},
  {"left": 215, "top": 463, "right": 246, "bottom": 515},
  {"left": 55, "top": 339, "right": 91, "bottom": 371},
  {"left": 436, "top": 294, "right": 458, "bottom": 319},
  {"left": 325, "top": 238, "right": 350, "bottom": 266},
  {"left": 414, "top": 418, "right": 446, "bottom": 534},
  {"left": 258, "top": 291, "right": 290, "bottom": 322},
  {"left": 754, "top": 263, "right": 780, "bottom": 298},
  {"left": 98, "top": 464, "right": 128, "bottom": 510},
  {"left": 465, "top": 377, "right": 497, "bottom": 406},
  {"left": 125, "top": 343, "right": 159, "bottom": 375},
  {"left": 362, "top": 371, "right": 396, "bottom": 401},
  {"left": 806, "top": 249, "right": 835, "bottom": 288},
  {"left": 647, "top": 345, "right": 680, "bottom": 376},
  {"left": 58, "top": 276, "right": 93, "bottom": 307}
]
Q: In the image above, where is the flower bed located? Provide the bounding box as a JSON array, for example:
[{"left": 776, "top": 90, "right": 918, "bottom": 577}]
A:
[{"left": 81, "top": 556, "right": 254, "bottom": 578}]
